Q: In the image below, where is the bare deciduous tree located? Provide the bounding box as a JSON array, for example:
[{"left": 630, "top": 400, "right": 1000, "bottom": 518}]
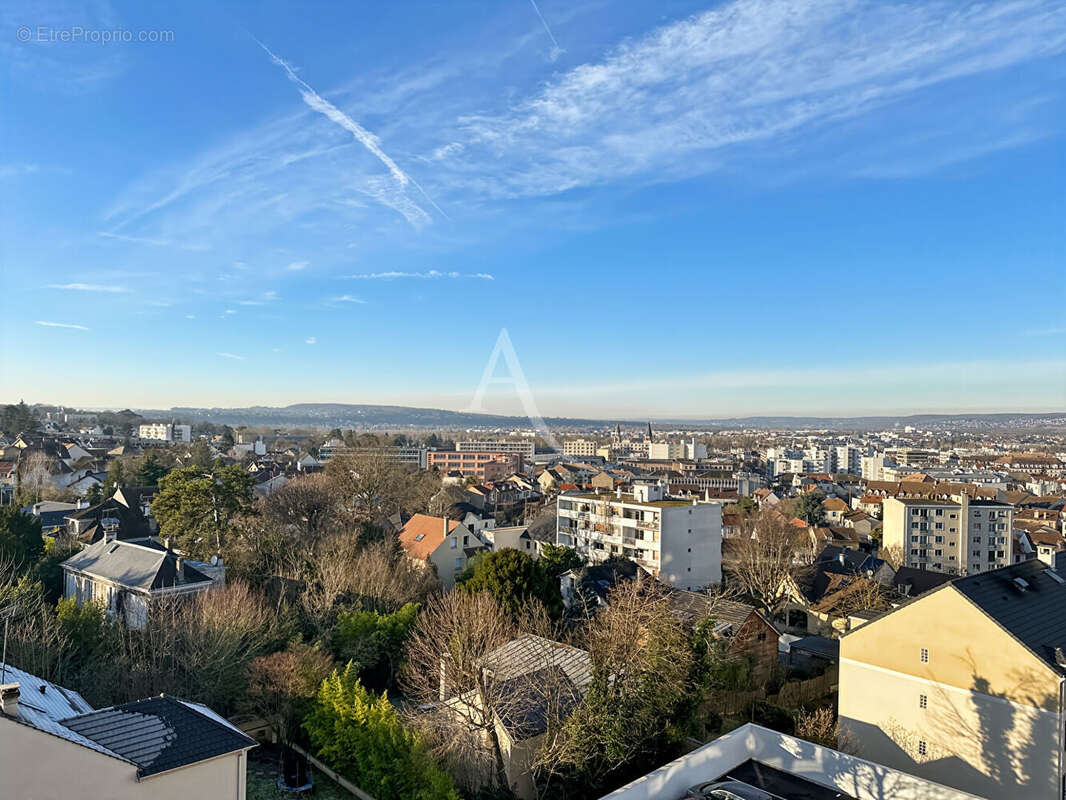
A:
[
  {"left": 403, "top": 591, "right": 567, "bottom": 794},
  {"left": 262, "top": 472, "right": 349, "bottom": 543},
  {"left": 725, "top": 510, "right": 811, "bottom": 613}
]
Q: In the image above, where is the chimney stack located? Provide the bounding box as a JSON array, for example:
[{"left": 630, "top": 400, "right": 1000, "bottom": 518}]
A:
[{"left": 0, "top": 683, "right": 20, "bottom": 716}]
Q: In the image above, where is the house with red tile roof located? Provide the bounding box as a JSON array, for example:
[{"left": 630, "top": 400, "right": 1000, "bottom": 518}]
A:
[{"left": 398, "top": 513, "right": 487, "bottom": 588}]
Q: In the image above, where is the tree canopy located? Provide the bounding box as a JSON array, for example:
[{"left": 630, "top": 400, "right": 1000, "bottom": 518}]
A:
[
  {"left": 152, "top": 465, "right": 255, "bottom": 557},
  {"left": 303, "top": 664, "right": 459, "bottom": 800},
  {"left": 457, "top": 548, "right": 562, "bottom": 618},
  {"left": 0, "top": 506, "right": 44, "bottom": 568}
]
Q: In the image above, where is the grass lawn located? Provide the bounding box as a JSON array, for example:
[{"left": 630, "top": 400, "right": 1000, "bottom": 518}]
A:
[{"left": 247, "top": 745, "right": 354, "bottom": 800}]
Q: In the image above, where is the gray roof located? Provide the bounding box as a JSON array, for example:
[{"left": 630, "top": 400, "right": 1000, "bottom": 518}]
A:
[
  {"left": 0, "top": 662, "right": 116, "bottom": 758},
  {"left": 62, "top": 539, "right": 212, "bottom": 592},
  {"left": 953, "top": 560, "right": 1066, "bottom": 674},
  {"left": 61, "top": 695, "right": 256, "bottom": 777}
]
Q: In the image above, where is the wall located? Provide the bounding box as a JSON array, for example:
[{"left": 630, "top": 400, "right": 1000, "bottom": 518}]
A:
[
  {"left": 839, "top": 586, "right": 1063, "bottom": 799},
  {"left": 599, "top": 723, "right": 979, "bottom": 800},
  {"left": 659, "top": 502, "right": 722, "bottom": 589},
  {"left": 0, "top": 717, "right": 247, "bottom": 800}
]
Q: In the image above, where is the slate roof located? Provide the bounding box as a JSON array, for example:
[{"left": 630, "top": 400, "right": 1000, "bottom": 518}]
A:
[
  {"left": 0, "top": 662, "right": 113, "bottom": 758},
  {"left": 892, "top": 566, "right": 954, "bottom": 597},
  {"left": 62, "top": 539, "right": 212, "bottom": 592},
  {"left": 952, "top": 560, "right": 1066, "bottom": 675},
  {"left": 478, "top": 635, "right": 592, "bottom": 741},
  {"left": 61, "top": 695, "right": 256, "bottom": 777}
]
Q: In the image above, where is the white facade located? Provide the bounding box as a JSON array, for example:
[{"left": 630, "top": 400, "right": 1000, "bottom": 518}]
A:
[
  {"left": 646, "top": 439, "right": 708, "bottom": 460},
  {"left": 137, "top": 423, "right": 191, "bottom": 443},
  {"left": 458, "top": 439, "right": 535, "bottom": 458},
  {"left": 556, "top": 487, "right": 722, "bottom": 590},
  {"left": 600, "top": 723, "right": 977, "bottom": 800}
]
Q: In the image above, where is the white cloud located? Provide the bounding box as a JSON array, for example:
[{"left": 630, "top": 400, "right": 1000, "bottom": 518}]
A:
[
  {"left": 256, "top": 39, "right": 445, "bottom": 225},
  {"left": 305, "top": 336, "right": 317, "bottom": 345},
  {"left": 346, "top": 270, "right": 494, "bottom": 280},
  {"left": 98, "top": 231, "right": 210, "bottom": 251},
  {"left": 287, "top": 260, "right": 309, "bottom": 271},
  {"left": 46, "top": 283, "right": 130, "bottom": 293},
  {"left": 237, "top": 290, "right": 280, "bottom": 306},
  {"left": 330, "top": 294, "right": 367, "bottom": 304},
  {"left": 457, "top": 0, "right": 1066, "bottom": 197},
  {"left": 217, "top": 352, "right": 246, "bottom": 360},
  {"left": 35, "top": 320, "right": 89, "bottom": 330}
]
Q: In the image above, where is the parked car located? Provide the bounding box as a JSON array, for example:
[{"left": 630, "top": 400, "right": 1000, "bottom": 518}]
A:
[{"left": 681, "top": 779, "right": 781, "bottom": 800}]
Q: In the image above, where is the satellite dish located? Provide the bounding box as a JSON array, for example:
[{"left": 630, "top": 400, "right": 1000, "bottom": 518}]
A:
[{"left": 210, "top": 555, "right": 218, "bottom": 566}]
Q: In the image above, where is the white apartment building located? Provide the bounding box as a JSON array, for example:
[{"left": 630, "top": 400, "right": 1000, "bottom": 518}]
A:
[
  {"left": 137, "top": 423, "right": 191, "bottom": 443},
  {"left": 646, "top": 438, "right": 708, "bottom": 460},
  {"left": 458, "top": 439, "right": 535, "bottom": 458},
  {"left": 563, "top": 438, "right": 599, "bottom": 457},
  {"left": 882, "top": 494, "right": 1014, "bottom": 575},
  {"left": 556, "top": 484, "right": 722, "bottom": 590},
  {"left": 831, "top": 444, "right": 863, "bottom": 474},
  {"left": 862, "top": 453, "right": 889, "bottom": 481}
]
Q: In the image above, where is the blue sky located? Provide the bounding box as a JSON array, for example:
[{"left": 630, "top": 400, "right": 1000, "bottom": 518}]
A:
[{"left": 2, "top": 0, "right": 1065, "bottom": 418}]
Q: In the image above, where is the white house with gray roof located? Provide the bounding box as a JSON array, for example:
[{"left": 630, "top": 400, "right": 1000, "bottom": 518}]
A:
[{"left": 62, "top": 539, "right": 222, "bottom": 630}]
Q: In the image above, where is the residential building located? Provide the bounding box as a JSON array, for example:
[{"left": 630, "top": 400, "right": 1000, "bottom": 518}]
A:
[
  {"left": 426, "top": 450, "right": 522, "bottom": 481},
  {"left": 0, "top": 662, "right": 255, "bottom": 800},
  {"left": 562, "top": 438, "right": 599, "bottom": 457},
  {"left": 839, "top": 559, "right": 1066, "bottom": 799},
  {"left": 481, "top": 525, "right": 539, "bottom": 558},
  {"left": 397, "top": 513, "right": 487, "bottom": 588},
  {"left": 882, "top": 494, "right": 1013, "bottom": 575},
  {"left": 647, "top": 439, "right": 708, "bottom": 460},
  {"left": 886, "top": 447, "right": 940, "bottom": 468},
  {"left": 137, "top": 423, "right": 191, "bottom": 443},
  {"left": 458, "top": 439, "right": 535, "bottom": 458},
  {"left": 318, "top": 441, "right": 428, "bottom": 468},
  {"left": 598, "top": 722, "right": 977, "bottom": 800},
  {"left": 62, "top": 539, "right": 223, "bottom": 630},
  {"left": 438, "top": 634, "right": 591, "bottom": 800},
  {"left": 556, "top": 484, "right": 722, "bottom": 590}
]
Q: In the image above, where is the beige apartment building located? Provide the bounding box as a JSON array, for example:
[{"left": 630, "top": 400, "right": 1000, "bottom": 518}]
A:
[
  {"left": 556, "top": 484, "right": 721, "bottom": 589},
  {"left": 562, "top": 438, "right": 599, "bottom": 457},
  {"left": 839, "top": 559, "right": 1066, "bottom": 799},
  {"left": 882, "top": 494, "right": 1013, "bottom": 575}
]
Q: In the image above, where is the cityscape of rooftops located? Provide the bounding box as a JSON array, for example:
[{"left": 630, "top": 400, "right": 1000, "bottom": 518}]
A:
[{"left": 3, "top": 1, "right": 1065, "bottom": 799}]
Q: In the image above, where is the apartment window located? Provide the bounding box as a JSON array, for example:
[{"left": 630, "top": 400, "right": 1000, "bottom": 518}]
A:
[
  {"left": 918, "top": 740, "right": 927, "bottom": 757},
  {"left": 454, "top": 558, "right": 462, "bottom": 570},
  {"left": 935, "top": 509, "right": 943, "bottom": 516},
  {"left": 919, "top": 694, "right": 928, "bottom": 709},
  {"left": 450, "top": 537, "right": 457, "bottom": 549},
  {"left": 920, "top": 648, "right": 929, "bottom": 663}
]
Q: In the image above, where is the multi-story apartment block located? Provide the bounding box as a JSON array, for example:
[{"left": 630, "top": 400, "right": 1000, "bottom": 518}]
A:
[
  {"left": 457, "top": 439, "right": 535, "bottom": 458},
  {"left": 426, "top": 450, "right": 522, "bottom": 480},
  {"left": 887, "top": 447, "right": 941, "bottom": 468},
  {"left": 555, "top": 484, "right": 721, "bottom": 590},
  {"left": 137, "top": 423, "right": 191, "bottom": 443},
  {"left": 317, "top": 441, "right": 428, "bottom": 468},
  {"left": 562, "top": 438, "right": 599, "bottom": 457},
  {"left": 831, "top": 444, "right": 863, "bottom": 474},
  {"left": 839, "top": 559, "right": 1066, "bottom": 799},
  {"left": 862, "top": 453, "right": 889, "bottom": 481},
  {"left": 882, "top": 494, "right": 1013, "bottom": 575},
  {"left": 646, "top": 438, "right": 708, "bottom": 460}
]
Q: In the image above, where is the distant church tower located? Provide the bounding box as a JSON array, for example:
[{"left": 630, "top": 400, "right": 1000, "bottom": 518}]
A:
[{"left": 646, "top": 421, "right": 653, "bottom": 440}]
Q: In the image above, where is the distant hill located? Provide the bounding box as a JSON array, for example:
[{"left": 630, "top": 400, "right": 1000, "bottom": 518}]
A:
[{"left": 129, "top": 404, "right": 1066, "bottom": 432}]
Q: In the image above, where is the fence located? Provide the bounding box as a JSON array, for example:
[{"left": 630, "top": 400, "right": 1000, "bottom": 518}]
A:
[
  {"left": 702, "top": 665, "right": 838, "bottom": 718},
  {"left": 289, "top": 743, "right": 377, "bottom": 800}
]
